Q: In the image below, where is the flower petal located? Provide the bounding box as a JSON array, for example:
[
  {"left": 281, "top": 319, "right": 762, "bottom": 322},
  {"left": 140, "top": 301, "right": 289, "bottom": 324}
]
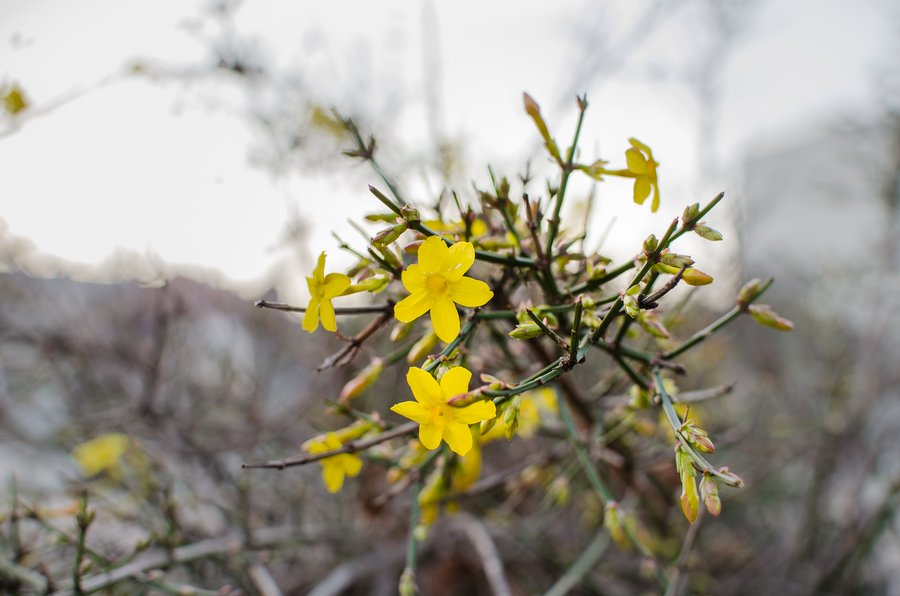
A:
[
  {"left": 342, "top": 454, "right": 363, "bottom": 478},
  {"left": 442, "top": 421, "right": 473, "bottom": 456},
  {"left": 440, "top": 366, "right": 472, "bottom": 400},
  {"left": 313, "top": 252, "right": 327, "bottom": 283},
  {"left": 406, "top": 367, "right": 444, "bottom": 407},
  {"left": 391, "top": 400, "right": 433, "bottom": 424},
  {"left": 419, "top": 422, "right": 442, "bottom": 450},
  {"left": 302, "top": 298, "right": 320, "bottom": 333},
  {"left": 319, "top": 299, "right": 337, "bottom": 332},
  {"left": 443, "top": 241, "right": 475, "bottom": 282},
  {"left": 430, "top": 297, "right": 460, "bottom": 343},
  {"left": 633, "top": 177, "right": 651, "bottom": 205},
  {"left": 394, "top": 291, "right": 433, "bottom": 323},
  {"left": 453, "top": 400, "right": 497, "bottom": 425},
  {"left": 322, "top": 460, "right": 344, "bottom": 493},
  {"left": 626, "top": 148, "right": 648, "bottom": 175},
  {"left": 448, "top": 277, "right": 493, "bottom": 308},
  {"left": 418, "top": 236, "right": 448, "bottom": 274},
  {"left": 322, "top": 273, "right": 351, "bottom": 299},
  {"left": 651, "top": 185, "right": 660, "bottom": 213},
  {"left": 401, "top": 264, "right": 427, "bottom": 293}
]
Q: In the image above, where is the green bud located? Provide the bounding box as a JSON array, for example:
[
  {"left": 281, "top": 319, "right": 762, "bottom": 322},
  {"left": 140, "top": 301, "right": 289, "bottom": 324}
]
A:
[
  {"left": 700, "top": 473, "right": 721, "bottom": 516},
  {"left": 748, "top": 304, "right": 794, "bottom": 331},
  {"left": 407, "top": 333, "right": 439, "bottom": 364},
  {"left": 391, "top": 321, "right": 413, "bottom": 342},
  {"left": 693, "top": 224, "right": 723, "bottom": 241},
  {"left": 682, "top": 203, "right": 700, "bottom": 224},
  {"left": 642, "top": 234, "right": 659, "bottom": 256},
  {"left": 675, "top": 444, "right": 694, "bottom": 477},
  {"left": 372, "top": 222, "right": 408, "bottom": 247},
  {"left": 680, "top": 472, "right": 700, "bottom": 523},
  {"left": 503, "top": 396, "right": 521, "bottom": 439},
  {"left": 737, "top": 278, "right": 763, "bottom": 308},
  {"left": 399, "top": 205, "right": 420, "bottom": 223},
  {"left": 509, "top": 322, "right": 543, "bottom": 339},
  {"left": 637, "top": 312, "right": 670, "bottom": 339},
  {"left": 681, "top": 268, "right": 713, "bottom": 286},
  {"left": 398, "top": 568, "right": 417, "bottom": 596},
  {"left": 623, "top": 293, "right": 639, "bottom": 319},
  {"left": 658, "top": 250, "right": 695, "bottom": 269}
]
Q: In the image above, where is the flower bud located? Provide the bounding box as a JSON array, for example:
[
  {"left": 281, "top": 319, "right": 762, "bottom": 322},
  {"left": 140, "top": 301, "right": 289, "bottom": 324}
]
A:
[
  {"left": 693, "top": 224, "right": 723, "bottom": 241},
  {"left": 680, "top": 472, "right": 700, "bottom": 523},
  {"left": 622, "top": 293, "right": 639, "bottom": 319},
  {"left": 700, "top": 473, "right": 721, "bottom": 516},
  {"left": 407, "top": 332, "right": 439, "bottom": 364},
  {"left": 737, "top": 278, "right": 763, "bottom": 308},
  {"left": 658, "top": 250, "right": 695, "bottom": 269},
  {"left": 681, "top": 268, "right": 713, "bottom": 286},
  {"left": 391, "top": 321, "right": 413, "bottom": 342},
  {"left": 398, "top": 568, "right": 416, "bottom": 596},
  {"left": 372, "top": 222, "right": 408, "bottom": 247},
  {"left": 503, "top": 395, "right": 521, "bottom": 440},
  {"left": 642, "top": 234, "right": 659, "bottom": 257},
  {"left": 749, "top": 304, "right": 794, "bottom": 331},
  {"left": 399, "top": 204, "right": 420, "bottom": 223},
  {"left": 637, "top": 312, "right": 670, "bottom": 339},
  {"left": 339, "top": 359, "right": 383, "bottom": 401},
  {"left": 509, "top": 322, "right": 543, "bottom": 339},
  {"left": 604, "top": 502, "right": 630, "bottom": 550},
  {"left": 682, "top": 203, "right": 700, "bottom": 224}
]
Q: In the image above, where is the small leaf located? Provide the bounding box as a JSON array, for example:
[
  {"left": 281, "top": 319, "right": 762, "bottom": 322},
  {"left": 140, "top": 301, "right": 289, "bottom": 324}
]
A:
[
  {"left": 748, "top": 304, "right": 794, "bottom": 331},
  {"left": 693, "top": 224, "right": 723, "bottom": 241}
]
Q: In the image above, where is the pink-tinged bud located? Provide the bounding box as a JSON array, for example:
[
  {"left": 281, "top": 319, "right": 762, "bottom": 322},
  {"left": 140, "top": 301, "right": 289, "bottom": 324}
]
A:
[
  {"left": 680, "top": 472, "right": 700, "bottom": 523},
  {"left": 700, "top": 473, "right": 721, "bottom": 516},
  {"left": 522, "top": 92, "right": 561, "bottom": 160},
  {"left": 339, "top": 359, "right": 383, "bottom": 401},
  {"left": 693, "top": 224, "right": 723, "bottom": 241},
  {"left": 683, "top": 425, "right": 715, "bottom": 453},
  {"left": 748, "top": 304, "right": 794, "bottom": 331},
  {"left": 399, "top": 205, "right": 420, "bottom": 223},
  {"left": 407, "top": 332, "right": 439, "bottom": 364},
  {"left": 737, "top": 278, "right": 763, "bottom": 308}
]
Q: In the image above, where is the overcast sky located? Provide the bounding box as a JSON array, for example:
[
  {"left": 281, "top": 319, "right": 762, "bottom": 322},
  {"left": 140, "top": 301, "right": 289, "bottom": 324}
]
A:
[{"left": 0, "top": 0, "right": 895, "bottom": 301}]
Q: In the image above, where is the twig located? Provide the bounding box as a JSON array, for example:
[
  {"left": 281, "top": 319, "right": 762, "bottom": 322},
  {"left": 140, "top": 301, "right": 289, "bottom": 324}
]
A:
[
  {"left": 452, "top": 514, "right": 512, "bottom": 596},
  {"left": 242, "top": 423, "right": 417, "bottom": 470},
  {"left": 255, "top": 300, "right": 393, "bottom": 315},
  {"left": 664, "top": 509, "right": 704, "bottom": 596},
  {"left": 316, "top": 309, "right": 392, "bottom": 371}
]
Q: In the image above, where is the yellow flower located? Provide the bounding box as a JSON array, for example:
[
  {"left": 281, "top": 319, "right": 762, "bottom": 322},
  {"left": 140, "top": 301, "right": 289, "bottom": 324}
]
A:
[
  {"left": 393, "top": 236, "right": 493, "bottom": 343},
  {"left": 72, "top": 433, "right": 129, "bottom": 478},
  {"left": 625, "top": 138, "right": 660, "bottom": 213},
  {"left": 391, "top": 366, "right": 496, "bottom": 456},
  {"left": 303, "top": 252, "right": 351, "bottom": 333},
  {"left": 303, "top": 432, "right": 363, "bottom": 493}
]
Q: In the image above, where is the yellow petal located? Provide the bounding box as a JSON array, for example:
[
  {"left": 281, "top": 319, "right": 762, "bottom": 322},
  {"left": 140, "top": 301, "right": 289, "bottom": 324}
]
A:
[
  {"left": 302, "top": 298, "right": 320, "bottom": 333},
  {"left": 625, "top": 148, "right": 648, "bottom": 175},
  {"left": 306, "top": 276, "right": 317, "bottom": 296},
  {"left": 401, "top": 264, "right": 426, "bottom": 293},
  {"left": 651, "top": 185, "right": 660, "bottom": 213},
  {"left": 442, "top": 242, "right": 475, "bottom": 282},
  {"left": 322, "top": 273, "right": 351, "bottom": 299},
  {"left": 633, "top": 178, "right": 651, "bottom": 205},
  {"left": 391, "top": 400, "right": 433, "bottom": 424},
  {"left": 418, "top": 236, "right": 448, "bottom": 274},
  {"left": 394, "top": 291, "right": 433, "bottom": 323},
  {"left": 442, "top": 421, "right": 473, "bottom": 456},
  {"left": 448, "top": 277, "right": 493, "bottom": 308},
  {"left": 453, "top": 400, "right": 497, "bottom": 425},
  {"left": 342, "top": 454, "right": 363, "bottom": 478},
  {"left": 322, "top": 460, "right": 344, "bottom": 493},
  {"left": 430, "top": 297, "right": 460, "bottom": 343},
  {"left": 319, "top": 299, "right": 337, "bottom": 332},
  {"left": 313, "top": 252, "right": 327, "bottom": 283},
  {"left": 419, "top": 422, "right": 442, "bottom": 450},
  {"left": 439, "top": 366, "right": 471, "bottom": 400},
  {"left": 406, "top": 367, "right": 444, "bottom": 407}
]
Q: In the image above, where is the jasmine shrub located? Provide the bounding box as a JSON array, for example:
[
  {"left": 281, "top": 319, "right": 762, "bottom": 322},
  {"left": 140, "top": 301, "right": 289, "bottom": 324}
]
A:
[{"left": 249, "top": 93, "right": 791, "bottom": 593}]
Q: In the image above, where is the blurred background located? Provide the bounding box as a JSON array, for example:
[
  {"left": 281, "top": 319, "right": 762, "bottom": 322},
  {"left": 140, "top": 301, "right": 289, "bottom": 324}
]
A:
[{"left": 1, "top": 0, "right": 898, "bottom": 594}]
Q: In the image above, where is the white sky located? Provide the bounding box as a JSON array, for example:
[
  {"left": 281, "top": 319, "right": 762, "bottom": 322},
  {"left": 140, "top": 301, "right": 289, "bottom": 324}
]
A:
[{"left": 0, "top": 0, "right": 894, "bottom": 302}]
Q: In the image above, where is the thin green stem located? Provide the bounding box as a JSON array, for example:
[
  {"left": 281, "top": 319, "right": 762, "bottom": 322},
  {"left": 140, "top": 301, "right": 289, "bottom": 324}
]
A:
[
  {"left": 662, "top": 278, "right": 773, "bottom": 359},
  {"left": 653, "top": 368, "right": 743, "bottom": 488},
  {"left": 570, "top": 259, "right": 637, "bottom": 295},
  {"left": 543, "top": 531, "right": 610, "bottom": 596},
  {"left": 423, "top": 316, "right": 480, "bottom": 373},
  {"left": 546, "top": 97, "right": 588, "bottom": 271},
  {"left": 670, "top": 192, "right": 725, "bottom": 243},
  {"left": 255, "top": 300, "right": 392, "bottom": 315}
]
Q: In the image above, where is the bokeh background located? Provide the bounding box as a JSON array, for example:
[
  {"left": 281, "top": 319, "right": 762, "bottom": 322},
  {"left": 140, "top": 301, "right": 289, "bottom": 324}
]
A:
[{"left": 1, "top": 1, "right": 898, "bottom": 594}]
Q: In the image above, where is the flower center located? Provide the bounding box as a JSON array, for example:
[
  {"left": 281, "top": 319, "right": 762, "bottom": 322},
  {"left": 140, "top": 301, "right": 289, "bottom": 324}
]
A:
[{"left": 425, "top": 274, "right": 449, "bottom": 295}]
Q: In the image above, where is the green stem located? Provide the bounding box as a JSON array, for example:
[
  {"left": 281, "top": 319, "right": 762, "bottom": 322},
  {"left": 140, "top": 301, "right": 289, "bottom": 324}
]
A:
[
  {"left": 570, "top": 259, "right": 637, "bottom": 295},
  {"left": 543, "top": 531, "right": 610, "bottom": 596},
  {"left": 662, "top": 278, "right": 773, "bottom": 359},
  {"left": 423, "top": 316, "right": 480, "bottom": 373},
  {"left": 670, "top": 192, "right": 725, "bottom": 243},
  {"left": 546, "top": 98, "right": 588, "bottom": 270},
  {"left": 653, "top": 368, "right": 743, "bottom": 487}
]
